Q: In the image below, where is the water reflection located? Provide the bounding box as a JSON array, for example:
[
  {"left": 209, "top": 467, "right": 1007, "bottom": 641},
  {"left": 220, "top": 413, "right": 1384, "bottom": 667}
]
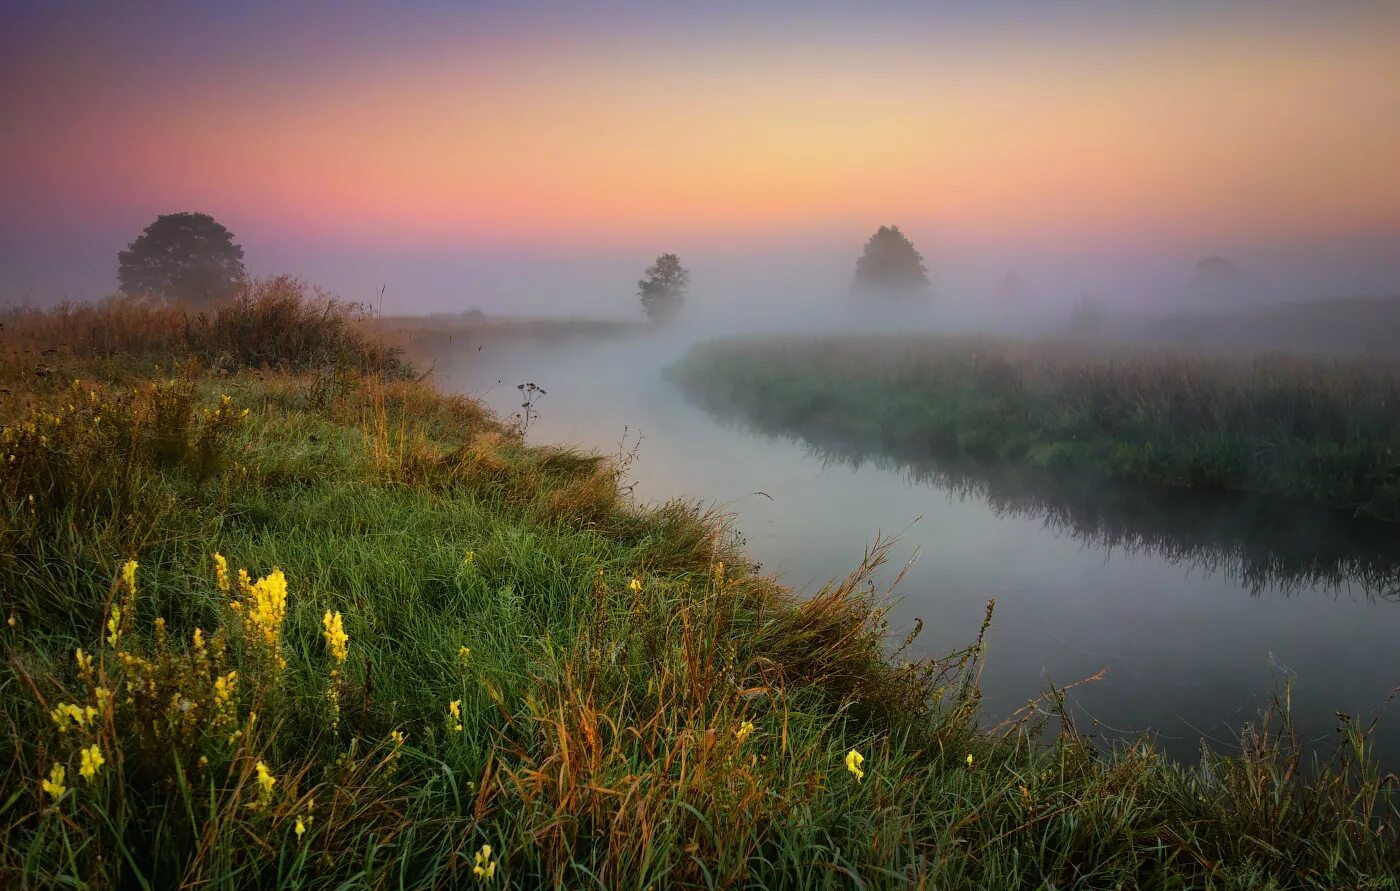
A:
[{"left": 680, "top": 391, "right": 1400, "bottom": 601}]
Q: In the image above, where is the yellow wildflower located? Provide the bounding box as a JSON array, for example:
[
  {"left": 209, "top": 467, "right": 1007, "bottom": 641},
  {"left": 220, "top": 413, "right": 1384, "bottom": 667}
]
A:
[
  {"left": 449, "top": 699, "right": 463, "bottom": 732},
  {"left": 845, "top": 749, "right": 865, "bottom": 783},
  {"left": 629, "top": 578, "right": 642, "bottom": 592},
  {"left": 735, "top": 720, "right": 755, "bottom": 744},
  {"left": 472, "top": 844, "right": 497, "bottom": 881},
  {"left": 322, "top": 610, "right": 348, "bottom": 663},
  {"left": 42, "top": 763, "right": 67, "bottom": 801},
  {"left": 295, "top": 816, "right": 307, "bottom": 839},
  {"left": 79, "top": 744, "right": 104, "bottom": 781},
  {"left": 193, "top": 627, "right": 205, "bottom": 651},
  {"left": 94, "top": 687, "right": 111, "bottom": 712},
  {"left": 463, "top": 550, "right": 475, "bottom": 565},
  {"left": 50, "top": 702, "right": 98, "bottom": 732},
  {"left": 120, "top": 559, "right": 138, "bottom": 599},
  {"left": 390, "top": 730, "right": 407, "bottom": 747},
  {"left": 238, "top": 568, "right": 288, "bottom": 665},
  {"left": 212, "top": 553, "right": 230, "bottom": 592},
  {"left": 966, "top": 753, "right": 974, "bottom": 768},
  {"left": 6, "top": 614, "right": 14, "bottom": 628},
  {"left": 75, "top": 648, "right": 94, "bottom": 679},
  {"left": 458, "top": 646, "right": 471, "bottom": 663},
  {"left": 254, "top": 760, "right": 276, "bottom": 807},
  {"left": 214, "top": 670, "right": 238, "bottom": 706},
  {"left": 106, "top": 605, "right": 123, "bottom": 647}
]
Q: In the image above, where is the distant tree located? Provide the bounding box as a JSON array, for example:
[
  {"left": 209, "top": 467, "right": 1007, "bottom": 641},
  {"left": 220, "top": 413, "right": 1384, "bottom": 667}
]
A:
[
  {"left": 994, "top": 270, "right": 1026, "bottom": 304},
  {"left": 1189, "top": 255, "right": 1247, "bottom": 303},
  {"left": 118, "top": 212, "right": 246, "bottom": 306},
  {"left": 853, "top": 225, "right": 929, "bottom": 294},
  {"left": 1068, "top": 293, "right": 1106, "bottom": 333},
  {"left": 637, "top": 253, "right": 689, "bottom": 323}
]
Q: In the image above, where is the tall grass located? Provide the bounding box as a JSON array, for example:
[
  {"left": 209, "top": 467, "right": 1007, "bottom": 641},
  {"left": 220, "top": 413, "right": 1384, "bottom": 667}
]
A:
[
  {"left": 671, "top": 334, "right": 1400, "bottom": 521},
  {"left": 1, "top": 301, "right": 1397, "bottom": 888},
  {"left": 2, "top": 275, "right": 407, "bottom": 378}
]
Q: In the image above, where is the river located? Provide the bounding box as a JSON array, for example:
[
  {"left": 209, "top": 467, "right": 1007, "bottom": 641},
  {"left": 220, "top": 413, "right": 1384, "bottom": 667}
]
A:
[{"left": 436, "top": 328, "right": 1400, "bottom": 765}]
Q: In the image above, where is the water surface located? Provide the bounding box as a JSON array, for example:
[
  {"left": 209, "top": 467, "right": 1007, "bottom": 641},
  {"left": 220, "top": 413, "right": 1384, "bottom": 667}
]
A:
[{"left": 438, "top": 330, "right": 1400, "bottom": 764}]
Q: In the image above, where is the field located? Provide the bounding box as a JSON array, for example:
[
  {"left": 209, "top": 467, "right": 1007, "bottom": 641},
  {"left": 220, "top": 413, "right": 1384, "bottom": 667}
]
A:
[
  {"left": 2, "top": 285, "right": 1398, "bottom": 888},
  {"left": 671, "top": 334, "right": 1400, "bottom": 522}
]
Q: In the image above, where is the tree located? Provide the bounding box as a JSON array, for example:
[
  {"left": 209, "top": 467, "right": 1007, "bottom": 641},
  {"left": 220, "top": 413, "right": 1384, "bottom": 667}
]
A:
[
  {"left": 1188, "top": 255, "right": 1247, "bottom": 303},
  {"left": 118, "top": 212, "right": 247, "bottom": 306},
  {"left": 853, "top": 225, "right": 929, "bottom": 294},
  {"left": 637, "top": 253, "right": 689, "bottom": 323},
  {"left": 994, "top": 270, "right": 1026, "bottom": 304}
]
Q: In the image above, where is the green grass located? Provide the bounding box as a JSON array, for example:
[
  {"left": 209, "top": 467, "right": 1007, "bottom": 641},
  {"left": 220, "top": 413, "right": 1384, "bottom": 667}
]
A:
[
  {"left": 670, "top": 334, "right": 1400, "bottom": 521},
  {"left": 1, "top": 298, "right": 1397, "bottom": 888}
]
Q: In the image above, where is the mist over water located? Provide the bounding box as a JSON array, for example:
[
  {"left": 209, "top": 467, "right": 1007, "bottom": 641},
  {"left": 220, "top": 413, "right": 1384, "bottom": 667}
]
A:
[{"left": 433, "top": 325, "right": 1400, "bottom": 765}]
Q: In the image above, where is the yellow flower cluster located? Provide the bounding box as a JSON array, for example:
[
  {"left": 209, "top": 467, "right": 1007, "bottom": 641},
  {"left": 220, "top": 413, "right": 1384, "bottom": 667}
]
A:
[
  {"left": 472, "top": 844, "right": 497, "bottom": 881},
  {"left": 212, "top": 552, "right": 230, "bottom": 593},
  {"left": 79, "top": 744, "right": 105, "bottom": 781},
  {"left": 106, "top": 606, "right": 123, "bottom": 648},
  {"left": 449, "top": 699, "right": 463, "bottom": 733},
  {"left": 735, "top": 720, "right": 755, "bottom": 744},
  {"left": 106, "top": 559, "right": 140, "bottom": 648},
  {"left": 120, "top": 560, "right": 138, "bottom": 601},
  {"left": 253, "top": 760, "right": 277, "bottom": 809},
  {"left": 42, "top": 763, "right": 67, "bottom": 801},
  {"left": 75, "top": 648, "right": 94, "bottom": 680},
  {"left": 845, "top": 749, "right": 866, "bottom": 783},
  {"left": 322, "top": 610, "right": 349, "bottom": 663},
  {"left": 211, "top": 670, "right": 240, "bottom": 735},
  {"left": 51, "top": 702, "right": 99, "bottom": 732},
  {"left": 225, "top": 564, "right": 289, "bottom": 671},
  {"left": 238, "top": 568, "right": 287, "bottom": 646}
]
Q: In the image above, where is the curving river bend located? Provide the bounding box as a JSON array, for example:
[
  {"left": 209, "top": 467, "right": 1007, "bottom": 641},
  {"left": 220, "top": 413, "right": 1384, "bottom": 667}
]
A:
[{"left": 437, "top": 329, "right": 1400, "bottom": 765}]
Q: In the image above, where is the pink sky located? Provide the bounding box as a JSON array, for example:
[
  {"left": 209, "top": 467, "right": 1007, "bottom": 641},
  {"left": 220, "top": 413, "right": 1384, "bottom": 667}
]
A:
[{"left": 3, "top": 2, "right": 1398, "bottom": 310}]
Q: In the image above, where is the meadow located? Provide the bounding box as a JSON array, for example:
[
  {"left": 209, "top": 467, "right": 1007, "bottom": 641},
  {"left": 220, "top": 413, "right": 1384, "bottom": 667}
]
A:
[
  {"left": 671, "top": 334, "right": 1400, "bottom": 522},
  {"left": 2, "top": 284, "right": 1398, "bottom": 888}
]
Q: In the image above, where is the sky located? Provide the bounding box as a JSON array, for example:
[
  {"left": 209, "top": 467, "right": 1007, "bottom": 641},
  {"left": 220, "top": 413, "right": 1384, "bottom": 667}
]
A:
[{"left": 2, "top": 0, "right": 1399, "bottom": 315}]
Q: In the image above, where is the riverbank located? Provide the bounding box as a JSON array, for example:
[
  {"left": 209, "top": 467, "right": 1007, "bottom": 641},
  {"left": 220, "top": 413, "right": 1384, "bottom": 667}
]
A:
[
  {"left": 671, "top": 334, "right": 1400, "bottom": 522},
  {"left": 3, "top": 288, "right": 1397, "bottom": 887}
]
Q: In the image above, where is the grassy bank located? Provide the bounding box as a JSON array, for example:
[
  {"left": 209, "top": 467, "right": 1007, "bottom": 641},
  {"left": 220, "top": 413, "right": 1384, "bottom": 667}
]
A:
[
  {"left": 2, "top": 290, "right": 1398, "bottom": 888},
  {"left": 671, "top": 335, "right": 1400, "bottom": 522}
]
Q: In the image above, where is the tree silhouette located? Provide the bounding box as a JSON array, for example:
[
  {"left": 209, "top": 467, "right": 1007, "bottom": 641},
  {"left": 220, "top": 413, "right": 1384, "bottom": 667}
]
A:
[
  {"left": 853, "top": 225, "right": 929, "bottom": 294},
  {"left": 118, "top": 212, "right": 246, "bottom": 305},
  {"left": 637, "top": 253, "right": 689, "bottom": 323},
  {"left": 1189, "top": 255, "right": 1247, "bottom": 303},
  {"left": 994, "top": 270, "right": 1026, "bottom": 304}
]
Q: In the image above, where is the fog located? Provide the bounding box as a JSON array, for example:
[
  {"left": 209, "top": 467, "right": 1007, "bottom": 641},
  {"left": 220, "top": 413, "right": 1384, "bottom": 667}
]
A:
[{"left": 6, "top": 228, "right": 1398, "bottom": 323}]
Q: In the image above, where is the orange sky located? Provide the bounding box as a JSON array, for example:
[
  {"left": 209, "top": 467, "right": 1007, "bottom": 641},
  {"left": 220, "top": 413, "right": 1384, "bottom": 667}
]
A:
[{"left": 4, "top": 7, "right": 1399, "bottom": 255}]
